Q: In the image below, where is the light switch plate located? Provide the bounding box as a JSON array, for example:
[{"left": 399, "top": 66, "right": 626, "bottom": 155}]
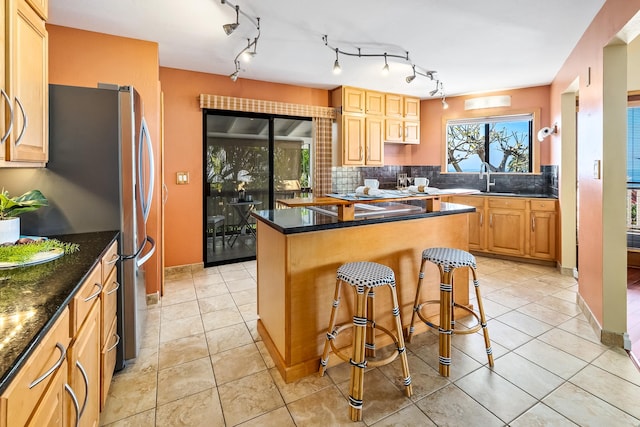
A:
[
  {"left": 593, "top": 160, "right": 601, "bottom": 179},
  {"left": 176, "top": 171, "right": 189, "bottom": 184}
]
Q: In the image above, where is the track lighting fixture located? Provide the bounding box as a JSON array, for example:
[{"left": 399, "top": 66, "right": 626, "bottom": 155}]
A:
[
  {"left": 322, "top": 34, "right": 444, "bottom": 98},
  {"left": 221, "top": 0, "right": 261, "bottom": 82},
  {"left": 222, "top": 4, "right": 240, "bottom": 35},
  {"left": 333, "top": 48, "right": 341, "bottom": 74},
  {"left": 441, "top": 97, "right": 449, "bottom": 109}
]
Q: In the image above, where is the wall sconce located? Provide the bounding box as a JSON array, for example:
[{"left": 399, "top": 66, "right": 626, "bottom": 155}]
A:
[
  {"left": 221, "top": 0, "right": 261, "bottom": 82},
  {"left": 322, "top": 35, "right": 444, "bottom": 105},
  {"left": 537, "top": 124, "right": 558, "bottom": 142}
]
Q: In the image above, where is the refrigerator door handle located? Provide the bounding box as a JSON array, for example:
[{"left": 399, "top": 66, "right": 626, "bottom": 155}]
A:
[
  {"left": 136, "top": 235, "right": 156, "bottom": 267},
  {"left": 138, "top": 117, "right": 155, "bottom": 223}
]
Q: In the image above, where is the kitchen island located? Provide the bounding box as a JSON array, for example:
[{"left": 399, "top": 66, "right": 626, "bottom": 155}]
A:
[{"left": 251, "top": 201, "right": 475, "bottom": 382}]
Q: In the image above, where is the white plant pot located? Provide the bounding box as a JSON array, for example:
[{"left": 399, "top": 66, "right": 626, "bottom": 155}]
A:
[{"left": 0, "top": 217, "right": 20, "bottom": 244}]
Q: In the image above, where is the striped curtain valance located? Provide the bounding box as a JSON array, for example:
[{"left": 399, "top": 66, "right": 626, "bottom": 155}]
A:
[{"left": 199, "top": 94, "right": 336, "bottom": 119}]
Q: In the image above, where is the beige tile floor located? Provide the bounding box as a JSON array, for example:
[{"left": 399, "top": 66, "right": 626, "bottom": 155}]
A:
[{"left": 100, "top": 257, "right": 640, "bottom": 426}]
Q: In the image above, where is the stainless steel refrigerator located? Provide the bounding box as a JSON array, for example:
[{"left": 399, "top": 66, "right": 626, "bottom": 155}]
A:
[{"left": 0, "top": 84, "right": 155, "bottom": 369}]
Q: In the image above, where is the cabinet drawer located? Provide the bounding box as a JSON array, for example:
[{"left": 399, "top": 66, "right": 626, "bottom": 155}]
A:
[
  {"left": 101, "top": 267, "right": 119, "bottom": 346},
  {"left": 100, "top": 316, "right": 118, "bottom": 411},
  {"left": 488, "top": 198, "right": 526, "bottom": 210},
  {"left": 1, "top": 308, "right": 70, "bottom": 427},
  {"left": 450, "top": 196, "right": 485, "bottom": 208},
  {"left": 71, "top": 264, "right": 102, "bottom": 336},
  {"left": 530, "top": 199, "right": 557, "bottom": 212},
  {"left": 101, "top": 240, "right": 119, "bottom": 284}
]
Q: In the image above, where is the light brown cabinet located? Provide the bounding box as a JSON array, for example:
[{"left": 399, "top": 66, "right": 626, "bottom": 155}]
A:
[
  {"left": 487, "top": 198, "right": 527, "bottom": 256},
  {"left": 1, "top": 0, "right": 48, "bottom": 165},
  {"left": 99, "top": 241, "right": 119, "bottom": 410},
  {"left": 332, "top": 87, "right": 384, "bottom": 166},
  {"left": 449, "top": 195, "right": 486, "bottom": 251},
  {"left": 529, "top": 200, "right": 557, "bottom": 260},
  {"left": 68, "top": 301, "right": 100, "bottom": 427},
  {"left": 449, "top": 195, "right": 558, "bottom": 262},
  {"left": 0, "top": 308, "right": 71, "bottom": 427},
  {"left": 1, "top": 240, "right": 119, "bottom": 427},
  {"left": 384, "top": 93, "right": 420, "bottom": 144},
  {"left": 365, "top": 90, "right": 384, "bottom": 115}
]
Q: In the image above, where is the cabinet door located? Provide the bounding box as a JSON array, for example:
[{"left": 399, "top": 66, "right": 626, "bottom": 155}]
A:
[
  {"left": 404, "top": 121, "right": 420, "bottom": 144},
  {"left": 0, "top": 2, "right": 6, "bottom": 162},
  {"left": 488, "top": 208, "right": 526, "bottom": 256},
  {"left": 342, "top": 87, "right": 365, "bottom": 114},
  {"left": 365, "top": 117, "right": 383, "bottom": 165},
  {"left": 0, "top": 308, "right": 70, "bottom": 427},
  {"left": 365, "top": 91, "right": 384, "bottom": 115},
  {"left": 24, "top": 0, "right": 47, "bottom": 20},
  {"left": 530, "top": 211, "right": 556, "bottom": 260},
  {"left": 7, "top": 0, "right": 48, "bottom": 163},
  {"left": 342, "top": 115, "right": 365, "bottom": 165},
  {"left": 385, "top": 94, "right": 402, "bottom": 117},
  {"left": 384, "top": 118, "right": 403, "bottom": 143},
  {"left": 69, "top": 302, "right": 101, "bottom": 427},
  {"left": 450, "top": 196, "right": 485, "bottom": 251},
  {"left": 26, "top": 360, "right": 67, "bottom": 427},
  {"left": 404, "top": 97, "right": 420, "bottom": 119}
]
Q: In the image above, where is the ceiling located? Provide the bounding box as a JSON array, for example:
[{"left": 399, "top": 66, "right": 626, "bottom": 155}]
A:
[{"left": 48, "top": 0, "right": 606, "bottom": 100}]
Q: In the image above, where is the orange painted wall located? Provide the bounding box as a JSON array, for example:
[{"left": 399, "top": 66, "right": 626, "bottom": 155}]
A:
[
  {"left": 47, "top": 25, "right": 163, "bottom": 295},
  {"left": 159, "top": 67, "right": 329, "bottom": 267},
  {"left": 549, "top": 0, "right": 640, "bottom": 325}
]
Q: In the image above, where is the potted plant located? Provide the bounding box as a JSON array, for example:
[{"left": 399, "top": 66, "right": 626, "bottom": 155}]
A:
[{"left": 0, "top": 189, "right": 48, "bottom": 244}]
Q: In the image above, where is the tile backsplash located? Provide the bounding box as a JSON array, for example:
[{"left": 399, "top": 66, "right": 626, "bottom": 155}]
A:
[{"left": 331, "top": 165, "right": 558, "bottom": 197}]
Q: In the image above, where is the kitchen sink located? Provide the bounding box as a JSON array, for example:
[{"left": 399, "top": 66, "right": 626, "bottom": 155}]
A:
[{"left": 309, "top": 202, "right": 422, "bottom": 218}]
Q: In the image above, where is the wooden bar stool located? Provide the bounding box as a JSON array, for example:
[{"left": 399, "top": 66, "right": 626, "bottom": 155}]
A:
[
  {"left": 407, "top": 247, "right": 494, "bottom": 377},
  {"left": 319, "top": 261, "right": 412, "bottom": 421}
]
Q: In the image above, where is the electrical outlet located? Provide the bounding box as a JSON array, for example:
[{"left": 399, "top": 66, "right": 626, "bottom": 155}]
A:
[{"left": 176, "top": 171, "right": 189, "bottom": 184}]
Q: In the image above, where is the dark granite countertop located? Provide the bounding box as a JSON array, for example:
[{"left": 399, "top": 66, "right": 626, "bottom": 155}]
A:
[
  {"left": 252, "top": 201, "right": 475, "bottom": 234},
  {"left": 0, "top": 230, "right": 118, "bottom": 394}
]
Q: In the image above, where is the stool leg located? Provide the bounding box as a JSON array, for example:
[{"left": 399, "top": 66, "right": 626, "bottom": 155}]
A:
[
  {"left": 439, "top": 267, "right": 453, "bottom": 377},
  {"left": 365, "top": 291, "right": 376, "bottom": 357},
  {"left": 319, "top": 279, "right": 342, "bottom": 376},
  {"left": 471, "top": 267, "right": 494, "bottom": 367},
  {"left": 389, "top": 282, "right": 413, "bottom": 398},
  {"left": 349, "top": 285, "right": 368, "bottom": 422},
  {"left": 407, "top": 257, "right": 428, "bottom": 343}
]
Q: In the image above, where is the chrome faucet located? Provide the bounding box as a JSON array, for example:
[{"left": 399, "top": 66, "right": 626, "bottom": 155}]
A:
[{"left": 479, "top": 161, "right": 495, "bottom": 192}]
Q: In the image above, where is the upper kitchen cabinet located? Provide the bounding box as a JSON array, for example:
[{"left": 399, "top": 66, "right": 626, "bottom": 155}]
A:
[
  {"left": 331, "top": 86, "right": 384, "bottom": 166},
  {"left": 1, "top": 0, "right": 48, "bottom": 165},
  {"left": 384, "top": 93, "right": 420, "bottom": 144},
  {"left": 24, "top": 0, "right": 47, "bottom": 20}
]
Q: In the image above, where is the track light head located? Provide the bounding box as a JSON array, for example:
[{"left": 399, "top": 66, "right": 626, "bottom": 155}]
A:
[
  {"left": 229, "top": 70, "right": 239, "bottom": 82},
  {"left": 223, "top": 5, "right": 240, "bottom": 35},
  {"left": 406, "top": 65, "right": 416, "bottom": 83},
  {"left": 333, "top": 48, "right": 341, "bottom": 74},
  {"left": 442, "top": 98, "right": 449, "bottom": 109},
  {"left": 382, "top": 54, "right": 389, "bottom": 76}
]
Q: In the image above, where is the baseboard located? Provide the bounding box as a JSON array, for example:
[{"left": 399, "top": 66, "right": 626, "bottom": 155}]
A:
[
  {"left": 164, "top": 262, "right": 205, "bottom": 278},
  {"left": 576, "top": 292, "right": 626, "bottom": 348}
]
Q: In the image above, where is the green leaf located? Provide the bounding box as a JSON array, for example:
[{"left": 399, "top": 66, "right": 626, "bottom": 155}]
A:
[{"left": 0, "top": 189, "right": 48, "bottom": 220}]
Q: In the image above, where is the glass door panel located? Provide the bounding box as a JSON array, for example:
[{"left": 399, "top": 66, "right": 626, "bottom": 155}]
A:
[
  {"left": 273, "top": 118, "right": 313, "bottom": 201},
  {"left": 205, "top": 114, "right": 269, "bottom": 265}
]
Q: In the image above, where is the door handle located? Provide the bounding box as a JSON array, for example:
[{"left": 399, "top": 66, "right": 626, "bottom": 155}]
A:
[
  {"left": 76, "top": 360, "right": 89, "bottom": 418},
  {"left": 14, "top": 97, "right": 27, "bottom": 146},
  {"left": 138, "top": 117, "right": 155, "bottom": 222},
  {"left": 65, "top": 384, "right": 80, "bottom": 427},
  {"left": 1, "top": 89, "right": 13, "bottom": 144},
  {"left": 29, "top": 342, "right": 66, "bottom": 389}
]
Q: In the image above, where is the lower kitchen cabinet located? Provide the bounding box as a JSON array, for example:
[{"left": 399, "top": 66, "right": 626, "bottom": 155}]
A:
[
  {"left": 449, "top": 195, "right": 558, "bottom": 262},
  {"left": 68, "top": 301, "right": 100, "bottom": 427},
  {"left": 0, "top": 308, "right": 71, "bottom": 427}
]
